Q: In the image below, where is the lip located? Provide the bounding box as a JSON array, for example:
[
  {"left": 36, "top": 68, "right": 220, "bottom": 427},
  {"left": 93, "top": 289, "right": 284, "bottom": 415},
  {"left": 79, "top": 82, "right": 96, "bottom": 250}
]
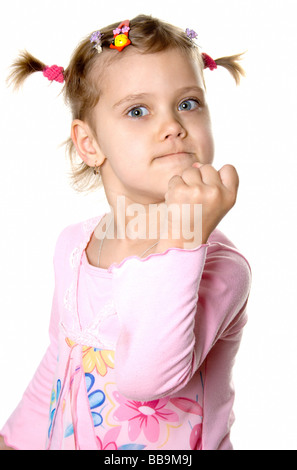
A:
[{"left": 155, "top": 151, "right": 193, "bottom": 159}]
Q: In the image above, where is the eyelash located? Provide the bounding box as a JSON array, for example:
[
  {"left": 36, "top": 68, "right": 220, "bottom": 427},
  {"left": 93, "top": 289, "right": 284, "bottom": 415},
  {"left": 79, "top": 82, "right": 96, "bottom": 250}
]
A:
[
  {"left": 127, "top": 106, "right": 149, "bottom": 118},
  {"left": 126, "top": 98, "right": 201, "bottom": 118},
  {"left": 178, "top": 98, "right": 201, "bottom": 111}
]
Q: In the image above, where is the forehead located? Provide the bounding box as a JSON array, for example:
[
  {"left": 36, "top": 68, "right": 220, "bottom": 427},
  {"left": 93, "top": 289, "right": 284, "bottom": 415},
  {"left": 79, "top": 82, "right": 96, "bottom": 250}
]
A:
[{"left": 99, "top": 47, "right": 205, "bottom": 101}]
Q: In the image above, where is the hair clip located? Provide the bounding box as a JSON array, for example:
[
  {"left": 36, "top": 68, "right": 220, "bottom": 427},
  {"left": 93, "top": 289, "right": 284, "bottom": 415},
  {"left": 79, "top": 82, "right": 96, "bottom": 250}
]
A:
[
  {"left": 185, "top": 28, "right": 198, "bottom": 40},
  {"left": 90, "top": 30, "right": 103, "bottom": 53},
  {"left": 110, "top": 20, "right": 131, "bottom": 52}
]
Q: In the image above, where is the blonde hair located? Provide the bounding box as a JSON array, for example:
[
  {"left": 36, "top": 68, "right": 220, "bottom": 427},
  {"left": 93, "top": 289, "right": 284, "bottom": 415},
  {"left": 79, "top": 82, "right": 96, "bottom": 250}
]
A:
[{"left": 8, "top": 14, "right": 245, "bottom": 193}]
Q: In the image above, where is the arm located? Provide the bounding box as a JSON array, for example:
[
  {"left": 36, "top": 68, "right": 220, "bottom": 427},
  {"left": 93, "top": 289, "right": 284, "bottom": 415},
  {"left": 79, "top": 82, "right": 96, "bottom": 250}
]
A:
[
  {"left": 113, "top": 163, "right": 250, "bottom": 401},
  {"left": 112, "top": 241, "right": 251, "bottom": 401}
]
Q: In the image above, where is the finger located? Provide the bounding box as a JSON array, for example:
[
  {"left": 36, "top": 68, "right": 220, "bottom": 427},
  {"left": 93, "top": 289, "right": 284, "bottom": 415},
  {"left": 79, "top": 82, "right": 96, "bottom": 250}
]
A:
[
  {"left": 198, "top": 164, "right": 222, "bottom": 186},
  {"left": 218, "top": 164, "right": 239, "bottom": 192},
  {"left": 192, "top": 162, "right": 204, "bottom": 169},
  {"left": 165, "top": 175, "right": 185, "bottom": 204},
  {"left": 167, "top": 174, "right": 185, "bottom": 190},
  {"left": 182, "top": 166, "right": 203, "bottom": 186}
]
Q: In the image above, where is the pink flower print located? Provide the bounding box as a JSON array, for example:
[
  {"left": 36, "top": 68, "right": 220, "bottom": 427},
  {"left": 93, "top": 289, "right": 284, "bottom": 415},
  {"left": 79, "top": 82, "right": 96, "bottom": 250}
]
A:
[
  {"left": 96, "top": 427, "right": 121, "bottom": 450},
  {"left": 170, "top": 397, "right": 203, "bottom": 416},
  {"left": 190, "top": 423, "right": 202, "bottom": 450},
  {"left": 112, "top": 392, "right": 179, "bottom": 443}
]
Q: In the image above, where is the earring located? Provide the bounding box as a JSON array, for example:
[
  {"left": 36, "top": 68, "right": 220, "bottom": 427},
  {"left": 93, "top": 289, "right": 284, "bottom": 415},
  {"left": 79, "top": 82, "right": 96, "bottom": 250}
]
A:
[{"left": 93, "top": 163, "right": 100, "bottom": 176}]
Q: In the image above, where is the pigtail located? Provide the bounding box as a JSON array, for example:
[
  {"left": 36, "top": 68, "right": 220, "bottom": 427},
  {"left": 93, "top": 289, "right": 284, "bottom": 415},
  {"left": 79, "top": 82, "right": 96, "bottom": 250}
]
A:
[
  {"left": 7, "top": 50, "right": 65, "bottom": 89},
  {"left": 7, "top": 50, "right": 46, "bottom": 89},
  {"left": 213, "top": 52, "right": 246, "bottom": 85}
]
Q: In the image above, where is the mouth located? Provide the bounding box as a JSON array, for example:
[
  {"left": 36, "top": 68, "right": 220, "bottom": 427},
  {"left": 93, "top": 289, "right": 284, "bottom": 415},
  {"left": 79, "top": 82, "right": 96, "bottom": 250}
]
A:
[{"left": 155, "top": 151, "right": 194, "bottom": 160}]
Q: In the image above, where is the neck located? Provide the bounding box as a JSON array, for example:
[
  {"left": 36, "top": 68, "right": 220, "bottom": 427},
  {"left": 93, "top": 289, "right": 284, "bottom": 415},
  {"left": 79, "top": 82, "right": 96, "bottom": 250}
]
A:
[{"left": 102, "top": 194, "right": 165, "bottom": 243}]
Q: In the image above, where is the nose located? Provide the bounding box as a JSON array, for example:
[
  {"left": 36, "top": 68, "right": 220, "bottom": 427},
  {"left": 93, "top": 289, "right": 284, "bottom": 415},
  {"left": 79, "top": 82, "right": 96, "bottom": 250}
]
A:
[{"left": 158, "top": 113, "right": 186, "bottom": 141}]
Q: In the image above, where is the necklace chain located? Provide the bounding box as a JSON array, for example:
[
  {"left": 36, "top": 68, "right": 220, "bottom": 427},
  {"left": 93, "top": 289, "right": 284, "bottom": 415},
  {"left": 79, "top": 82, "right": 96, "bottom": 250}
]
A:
[{"left": 97, "top": 215, "right": 160, "bottom": 267}]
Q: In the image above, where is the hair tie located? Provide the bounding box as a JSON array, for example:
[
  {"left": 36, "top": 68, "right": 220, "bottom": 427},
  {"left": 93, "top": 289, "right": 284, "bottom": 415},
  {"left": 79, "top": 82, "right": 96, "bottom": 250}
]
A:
[
  {"left": 201, "top": 53, "right": 217, "bottom": 71},
  {"left": 43, "top": 65, "right": 65, "bottom": 83}
]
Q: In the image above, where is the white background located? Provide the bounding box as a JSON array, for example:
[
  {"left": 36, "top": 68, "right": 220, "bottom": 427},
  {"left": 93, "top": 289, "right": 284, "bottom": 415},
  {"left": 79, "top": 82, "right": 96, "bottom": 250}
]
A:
[{"left": 0, "top": 0, "right": 296, "bottom": 450}]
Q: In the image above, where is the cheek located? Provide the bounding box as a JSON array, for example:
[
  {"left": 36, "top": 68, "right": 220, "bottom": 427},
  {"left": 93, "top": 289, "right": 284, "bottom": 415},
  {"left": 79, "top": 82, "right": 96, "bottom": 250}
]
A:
[
  {"left": 96, "top": 116, "right": 147, "bottom": 159},
  {"left": 203, "top": 127, "right": 215, "bottom": 163},
  {"left": 99, "top": 129, "right": 148, "bottom": 180},
  {"left": 193, "top": 119, "right": 215, "bottom": 164}
]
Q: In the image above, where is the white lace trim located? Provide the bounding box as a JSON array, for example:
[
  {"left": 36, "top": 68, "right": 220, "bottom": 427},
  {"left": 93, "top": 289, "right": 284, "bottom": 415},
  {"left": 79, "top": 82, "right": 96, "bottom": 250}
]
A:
[
  {"left": 61, "top": 298, "right": 117, "bottom": 349},
  {"left": 63, "top": 216, "right": 102, "bottom": 332}
]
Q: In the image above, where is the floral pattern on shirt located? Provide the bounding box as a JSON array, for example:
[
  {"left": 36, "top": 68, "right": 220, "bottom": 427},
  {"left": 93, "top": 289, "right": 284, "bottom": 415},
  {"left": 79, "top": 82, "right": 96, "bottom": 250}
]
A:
[
  {"left": 66, "top": 337, "right": 115, "bottom": 376},
  {"left": 48, "top": 379, "right": 61, "bottom": 438},
  {"left": 112, "top": 392, "right": 179, "bottom": 443},
  {"left": 52, "top": 338, "right": 204, "bottom": 449},
  {"left": 64, "top": 372, "right": 106, "bottom": 438}
]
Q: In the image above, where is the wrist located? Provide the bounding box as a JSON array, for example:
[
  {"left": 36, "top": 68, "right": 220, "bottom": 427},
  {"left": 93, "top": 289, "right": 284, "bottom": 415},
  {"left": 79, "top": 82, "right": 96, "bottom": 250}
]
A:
[{"left": 152, "top": 236, "right": 206, "bottom": 255}]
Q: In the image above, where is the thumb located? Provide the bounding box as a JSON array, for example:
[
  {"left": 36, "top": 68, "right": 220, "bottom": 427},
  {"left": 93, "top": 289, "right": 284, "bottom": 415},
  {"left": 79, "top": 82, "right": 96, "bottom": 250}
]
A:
[{"left": 219, "top": 164, "right": 239, "bottom": 191}]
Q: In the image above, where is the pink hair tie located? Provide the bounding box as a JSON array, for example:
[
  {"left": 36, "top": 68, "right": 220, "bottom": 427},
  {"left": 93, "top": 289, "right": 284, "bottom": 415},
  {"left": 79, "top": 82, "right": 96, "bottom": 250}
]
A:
[
  {"left": 202, "top": 53, "right": 217, "bottom": 71},
  {"left": 43, "top": 65, "right": 65, "bottom": 83}
]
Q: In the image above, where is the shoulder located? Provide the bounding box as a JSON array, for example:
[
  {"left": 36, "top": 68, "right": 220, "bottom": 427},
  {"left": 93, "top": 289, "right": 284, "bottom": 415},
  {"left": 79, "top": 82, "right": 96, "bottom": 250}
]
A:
[
  {"left": 53, "top": 215, "right": 102, "bottom": 268},
  {"left": 205, "top": 229, "right": 252, "bottom": 300},
  {"left": 207, "top": 229, "right": 251, "bottom": 270}
]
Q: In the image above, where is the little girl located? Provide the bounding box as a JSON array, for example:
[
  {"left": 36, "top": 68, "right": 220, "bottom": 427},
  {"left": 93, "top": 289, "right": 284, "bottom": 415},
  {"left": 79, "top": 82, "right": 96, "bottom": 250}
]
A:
[{"left": 0, "top": 14, "right": 251, "bottom": 450}]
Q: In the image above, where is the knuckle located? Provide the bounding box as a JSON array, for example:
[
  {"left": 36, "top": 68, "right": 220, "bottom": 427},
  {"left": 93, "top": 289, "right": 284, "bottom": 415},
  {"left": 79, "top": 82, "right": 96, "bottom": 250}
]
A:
[
  {"left": 200, "top": 163, "right": 214, "bottom": 175},
  {"left": 168, "top": 175, "right": 182, "bottom": 188},
  {"left": 208, "top": 185, "right": 221, "bottom": 201},
  {"left": 191, "top": 185, "right": 202, "bottom": 200},
  {"left": 200, "top": 163, "right": 212, "bottom": 170},
  {"left": 170, "top": 184, "right": 186, "bottom": 201},
  {"left": 182, "top": 167, "right": 193, "bottom": 177}
]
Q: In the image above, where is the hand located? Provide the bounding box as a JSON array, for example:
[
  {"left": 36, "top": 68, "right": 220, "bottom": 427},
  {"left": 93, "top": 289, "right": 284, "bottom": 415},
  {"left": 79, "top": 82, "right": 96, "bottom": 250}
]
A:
[
  {"left": 162, "top": 163, "right": 239, "bottom": 247},
  {"left": 0, "top": 435, "right": 14, "bottom": 450}
]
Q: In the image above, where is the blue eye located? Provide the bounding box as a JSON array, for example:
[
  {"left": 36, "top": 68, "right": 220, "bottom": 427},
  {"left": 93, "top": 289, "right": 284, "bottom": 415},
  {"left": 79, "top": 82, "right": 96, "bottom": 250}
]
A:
[
  {"left": 178, "top": 99, "right": 199, "bottom": 111},
  {"left": 128, "top": 106, "right": 149, "bottom": 118}
]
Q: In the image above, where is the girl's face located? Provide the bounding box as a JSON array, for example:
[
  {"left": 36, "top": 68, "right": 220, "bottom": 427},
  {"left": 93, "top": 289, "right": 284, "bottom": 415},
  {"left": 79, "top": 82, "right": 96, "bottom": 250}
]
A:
[{"left": 93, "top": 47, "right": 214, "bottom": 205}]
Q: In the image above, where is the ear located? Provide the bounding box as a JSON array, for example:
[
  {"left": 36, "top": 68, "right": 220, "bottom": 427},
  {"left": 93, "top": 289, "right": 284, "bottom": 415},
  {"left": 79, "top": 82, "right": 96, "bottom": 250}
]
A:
[{"left": 71, "top": 119, "right": 105, "bottom": 167}]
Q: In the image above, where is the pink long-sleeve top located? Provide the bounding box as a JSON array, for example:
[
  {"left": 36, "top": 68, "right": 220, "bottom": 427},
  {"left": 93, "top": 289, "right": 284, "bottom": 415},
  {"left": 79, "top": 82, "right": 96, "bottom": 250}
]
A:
[{"left": 1, "top": 215, "right": 251, "bottom": 450}]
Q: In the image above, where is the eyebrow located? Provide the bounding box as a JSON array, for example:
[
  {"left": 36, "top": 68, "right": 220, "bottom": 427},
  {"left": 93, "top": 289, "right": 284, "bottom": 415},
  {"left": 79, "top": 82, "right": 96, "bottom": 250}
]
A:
[
  {"left": 113, "top": 93, "right": 151, "bottom": 109},
  {"left": 113, "top": 86, "right": 205, "bottom": 109}
]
